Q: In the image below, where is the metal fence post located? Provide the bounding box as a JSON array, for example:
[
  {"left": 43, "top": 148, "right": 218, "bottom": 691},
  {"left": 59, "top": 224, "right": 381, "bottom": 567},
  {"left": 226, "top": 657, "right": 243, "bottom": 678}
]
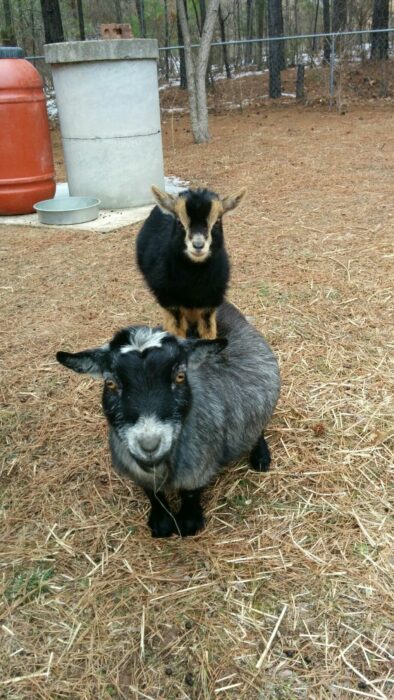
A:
[{"left": 329, "top": 34, "right": 336, "bottom": 108}]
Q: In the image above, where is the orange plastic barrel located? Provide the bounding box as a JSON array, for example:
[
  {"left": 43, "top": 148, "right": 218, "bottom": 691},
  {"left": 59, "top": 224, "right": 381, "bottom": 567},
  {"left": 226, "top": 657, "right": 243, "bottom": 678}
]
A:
[{"left": 0, "top": 50, "right": 56, "bottom": 215}]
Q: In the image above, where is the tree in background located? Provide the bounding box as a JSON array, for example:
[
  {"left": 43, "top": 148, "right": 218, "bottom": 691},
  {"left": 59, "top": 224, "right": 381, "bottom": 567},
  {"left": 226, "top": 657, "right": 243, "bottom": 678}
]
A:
[
  {"left": 135, "top": 0, "right": 146, "bottom": 37},
  {"left": 1, "top": 0, "right": 17, "bottom": 44},
  {"left": 268, "top": 0, "right": 283, "bottom": 98},
  {"left": 256, "top": 0, "right": 265, "bottom": 69},
  {"left": 40, "top": 0, "right": 64, "bottom": 43},
  {"left": 76, "top": 0, "right": 85, "bottom": 40},
  {"left": 332, "top": 0, "right": 347, "bottom": 33},
  {"left": 245, "top": 0, "right": 253, "bottom": 64},
  {"left": 68, "top": 0, "right": 86, "bottom": 40},
  {"left": 177, "top": 0, "right": 220, "bottom": 143},
  {"left": 177, "top": 5, "right": 187, "bottom": 89},
  {"left": 218, "top": 1, "right": 231, "bottom": 78},
  {"left": 322, "top": 0, "right": 330, "bottom": 62},
  {"left": 164, "top": 0, "right": 170, "bottom": 80},
  {"left": 370, "top": 0, "right": 389, "bottom": 60}
]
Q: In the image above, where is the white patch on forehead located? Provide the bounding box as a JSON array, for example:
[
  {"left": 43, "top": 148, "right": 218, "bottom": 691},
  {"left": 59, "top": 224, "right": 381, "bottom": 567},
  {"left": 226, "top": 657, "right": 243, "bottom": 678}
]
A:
[{"left": 120, "top": 328, "right": 169, "bottom": 354}]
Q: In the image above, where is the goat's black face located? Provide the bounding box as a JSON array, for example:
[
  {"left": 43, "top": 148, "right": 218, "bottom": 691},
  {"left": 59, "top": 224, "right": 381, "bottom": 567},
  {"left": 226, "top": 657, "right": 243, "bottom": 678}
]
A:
[
  {"left": 177, "top": 189, "right": 224, "bottom": 263},
  {"left": 57, "top": 328, "right": 227, "bottom": 472},
  {"left": 103, "top": 336, "right": 190, "bottom": 469},
  {"left": 151, "top": 185, "right": 247, "bottom": 264}
]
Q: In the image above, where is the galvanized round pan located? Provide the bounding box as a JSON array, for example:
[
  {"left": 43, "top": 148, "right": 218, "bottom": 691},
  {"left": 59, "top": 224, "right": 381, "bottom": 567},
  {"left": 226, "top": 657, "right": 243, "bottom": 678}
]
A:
[{"left": 34, "top": 196, "right": 100, "bottom": 225}]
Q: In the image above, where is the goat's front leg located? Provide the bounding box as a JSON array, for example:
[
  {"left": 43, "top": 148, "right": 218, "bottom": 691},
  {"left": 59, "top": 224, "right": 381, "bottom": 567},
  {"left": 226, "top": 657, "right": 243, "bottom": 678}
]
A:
[
  {"left": 176, "top": 488, "right": 205, "bottom": 537},
  {"left": 144, "top": 489, "right": 176, "bottom": 538}
]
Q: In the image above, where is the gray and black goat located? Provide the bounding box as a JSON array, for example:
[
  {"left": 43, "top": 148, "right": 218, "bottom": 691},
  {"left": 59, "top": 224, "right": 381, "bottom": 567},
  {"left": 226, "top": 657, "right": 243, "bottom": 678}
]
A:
[
  {"left": 57, "top": 303, "right": 280, "bottom": 537},
  {"left": 136, "top": 186, "right": 246, "bottom": 339}
]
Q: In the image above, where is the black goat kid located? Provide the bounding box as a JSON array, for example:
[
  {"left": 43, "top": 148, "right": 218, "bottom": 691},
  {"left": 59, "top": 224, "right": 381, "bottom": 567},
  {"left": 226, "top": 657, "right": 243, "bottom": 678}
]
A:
[{"left": 136, "top": 186, "right": 246, "bottom": 339}]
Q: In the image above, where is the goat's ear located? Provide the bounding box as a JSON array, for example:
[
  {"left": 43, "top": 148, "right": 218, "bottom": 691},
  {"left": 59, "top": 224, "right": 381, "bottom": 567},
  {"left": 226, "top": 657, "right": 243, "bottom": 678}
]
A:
[
  {"left": 221, "top": 187, "right": 247, "bottom": 214},
  {"left": 151, "top": 185, "right": 177, "bottom": 214},
  {"left": 56, "top": 348, "right": 107, "bottom": 378},
  {"left": 185, "top": 337, "right": 228, "bottom": 364}
]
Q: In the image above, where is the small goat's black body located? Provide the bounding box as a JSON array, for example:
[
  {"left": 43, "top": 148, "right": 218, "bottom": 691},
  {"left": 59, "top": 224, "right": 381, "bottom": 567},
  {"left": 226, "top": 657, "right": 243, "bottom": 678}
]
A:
[
  {"left": 135, "top": 186, "right": 247, "bottom": 339},
  {"left": 136, "top": 199, "right": 229, "bottom": 310}
]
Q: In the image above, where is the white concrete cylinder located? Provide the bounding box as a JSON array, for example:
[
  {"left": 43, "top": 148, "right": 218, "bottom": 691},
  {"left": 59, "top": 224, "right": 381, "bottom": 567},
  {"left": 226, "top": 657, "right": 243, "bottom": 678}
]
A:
[{"left": 45, "top": 40, "right": 164, "bottom": 209}]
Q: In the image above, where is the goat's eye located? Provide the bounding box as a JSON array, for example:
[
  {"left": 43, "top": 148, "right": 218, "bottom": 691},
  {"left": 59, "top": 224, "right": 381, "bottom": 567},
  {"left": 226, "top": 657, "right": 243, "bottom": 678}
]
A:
[
  {"left": 175, "top": 371, "right": 186, "bottom": 384},
  {"left": 105, "top": 379, "right": 118, "bottom": 391}
]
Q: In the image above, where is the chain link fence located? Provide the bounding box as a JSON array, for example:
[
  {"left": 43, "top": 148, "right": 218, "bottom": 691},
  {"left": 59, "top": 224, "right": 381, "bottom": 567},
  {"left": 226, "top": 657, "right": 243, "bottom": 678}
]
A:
[
  {"left": 26, "top": 28, "right": 393, "bottom": 120},
  {"left": 158, "top": 29, "right": 393, "bottom": 113}
]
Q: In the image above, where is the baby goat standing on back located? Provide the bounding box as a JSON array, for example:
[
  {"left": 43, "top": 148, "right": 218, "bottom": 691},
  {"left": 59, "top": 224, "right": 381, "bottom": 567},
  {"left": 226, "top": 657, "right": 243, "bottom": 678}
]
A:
[{"left": 136, "top": 186, "right": 246, "bottom": 339}]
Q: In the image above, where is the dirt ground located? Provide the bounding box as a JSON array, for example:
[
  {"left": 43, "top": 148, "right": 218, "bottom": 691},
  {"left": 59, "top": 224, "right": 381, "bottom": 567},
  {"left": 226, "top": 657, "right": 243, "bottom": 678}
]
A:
[{"left": 1, "top": 101, "right": 393, "bottom": 699}]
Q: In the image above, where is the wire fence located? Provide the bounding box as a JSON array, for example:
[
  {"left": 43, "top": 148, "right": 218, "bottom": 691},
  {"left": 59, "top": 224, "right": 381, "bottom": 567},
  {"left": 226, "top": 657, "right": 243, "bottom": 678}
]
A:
[
  {"left": 27, "top": 28, "right": 393, "bottom": 118},
  {"left": 157, "top": 28, "right": 394, "bottom": 111}
]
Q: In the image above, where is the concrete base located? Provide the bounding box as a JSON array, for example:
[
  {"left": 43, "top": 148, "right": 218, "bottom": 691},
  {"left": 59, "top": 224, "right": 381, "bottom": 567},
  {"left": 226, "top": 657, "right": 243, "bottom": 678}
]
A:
[
  {"left": 0, "top": 205, "right": 154, "bottom": 233},
  {"left": 0, "top": 177, "right": 188, "bottom": 233}
]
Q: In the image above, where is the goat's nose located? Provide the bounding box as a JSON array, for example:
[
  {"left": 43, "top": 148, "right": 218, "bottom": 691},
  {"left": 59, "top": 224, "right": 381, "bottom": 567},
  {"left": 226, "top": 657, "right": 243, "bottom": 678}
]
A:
[
  {"left": 192, "top": 236, "right": 205, "bottom": 250},
  {"left": 138, "top": 434, "right": 161, "bottom": 453}
]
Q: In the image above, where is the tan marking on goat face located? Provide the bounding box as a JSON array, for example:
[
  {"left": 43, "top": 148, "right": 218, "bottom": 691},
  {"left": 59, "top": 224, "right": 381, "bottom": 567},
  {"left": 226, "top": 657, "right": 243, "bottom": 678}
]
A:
[
  {"left": 207, "top": 199, "right": 224, "bottom": 232},
  {"left": 173, "top": 197, "right": 191, "bottom": 233},
  {"left": 184, "top": 198, "right": 224, "bottom": 264}
]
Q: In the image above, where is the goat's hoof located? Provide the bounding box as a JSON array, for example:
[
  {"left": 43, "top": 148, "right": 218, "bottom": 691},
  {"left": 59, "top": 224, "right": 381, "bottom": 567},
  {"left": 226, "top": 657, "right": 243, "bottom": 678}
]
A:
[
  {"left": 176, "top": 511, "right": 205, "bottom": 537},
  {"left": 148, "top": 512, "right": 175, "bottom": 538},
  {"left": 250, "top": 436, "right": 271, "bottom": 472}
]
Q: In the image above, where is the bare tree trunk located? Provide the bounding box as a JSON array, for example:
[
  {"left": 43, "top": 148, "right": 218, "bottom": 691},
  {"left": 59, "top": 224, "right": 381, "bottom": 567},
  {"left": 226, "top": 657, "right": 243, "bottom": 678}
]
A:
[
  {"left": 370, "top": 0, "right": 389, "bottom": 60},
  {"left": 2, "top": 0, "right": 17, "bottom": 44},
  {"left": 177, "top": 0, "right": 220, "bottom": 143},
  {"left": 293, "top": 0, "right": 298, "bottom": 34},
  {"left": 177, "top": 0, "right": 200, "bottom": 138},
  {"left": 177, "top": 6, "right": 187, "bottom": 89},
  {"left": 245, "top": 0, "right": 253, "bottom": 64},
  {"left": 30, "top": 0, "right": 36, "bottom": 54},
  {"left": 278, "top": 0, "right": 285, "bottom": 69},
  {"left": 77, "top": 0, "right": 85, "bottom": 41},
  {"left": 135, "top": 0, "right": 146, "bottom": 37},
  {"left": 164, "top": 0, "right": 170, "bottom": 81},
  {"left": 191, "top": 0, "right": 202, "bottom": 33},
  {"left": 235, "top": 0, "right": 242, "bottom": 67},
  {"left": 311, "top": 0, "right": 319, "bottom": 51},
  {"left": 268, "top": 0, "right": 283, "bottom": 97},
  {"left": 115, "top": 0, "right": 122, "bottom": 23},
  {"left": 40, "top": 0, "right": 64, "bottom": 44},
  {"left": 332, "top": 0, "right": 347, "bottom": 32},
  {"left": 219, "top": 3, "right": 231, "bottom": 78},
  {"left": 322, "top": 0, "right": 330, "bottom": 63},
  {"left": 256, "top": 0, "right": 265, "bottom": 69}
]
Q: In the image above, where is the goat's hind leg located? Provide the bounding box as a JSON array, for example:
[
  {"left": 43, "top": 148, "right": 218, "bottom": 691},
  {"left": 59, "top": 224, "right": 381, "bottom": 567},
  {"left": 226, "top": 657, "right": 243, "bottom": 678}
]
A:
[
  {"left": 249, "top": 433, "right": 271, "bottom": 472},
  {"left": 145, "top": 489, "right": 176, "bottom": 537},
  {"left": 163, "top": 308, "right": 188, "bottom": 338},
  {"left": 197, "top": 308, "right": 217, "bottom": 340}
]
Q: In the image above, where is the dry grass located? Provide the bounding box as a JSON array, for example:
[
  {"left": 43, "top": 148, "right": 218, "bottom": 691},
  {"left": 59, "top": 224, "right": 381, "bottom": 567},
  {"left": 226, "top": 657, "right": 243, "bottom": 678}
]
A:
[{"left": 0, "top": 99, "right": 393, "bottom": 699}]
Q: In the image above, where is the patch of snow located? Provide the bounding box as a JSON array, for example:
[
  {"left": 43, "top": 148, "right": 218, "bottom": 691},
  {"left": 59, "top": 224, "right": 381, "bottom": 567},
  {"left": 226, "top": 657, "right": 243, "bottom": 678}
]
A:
[
  {"left": 159, "top": 79, "right": 180, "bottom": 91},
  {"left": 46, "top": 88, "right": 58, "bottom": 120},
  {"left": 165, "top": 176, "right": 189, "bottom": 195},
  {"left": 162, "top": 107, "right": 187, "bottom": 113}
]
